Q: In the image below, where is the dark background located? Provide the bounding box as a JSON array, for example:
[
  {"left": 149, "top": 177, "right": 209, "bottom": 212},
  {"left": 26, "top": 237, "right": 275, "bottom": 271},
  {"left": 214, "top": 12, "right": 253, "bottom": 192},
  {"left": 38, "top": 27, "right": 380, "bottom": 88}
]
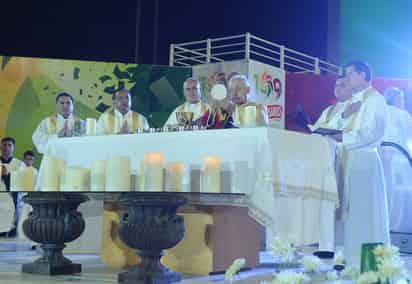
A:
[{"left": 0, "top": 0, "right": 331, "bottom": 65}]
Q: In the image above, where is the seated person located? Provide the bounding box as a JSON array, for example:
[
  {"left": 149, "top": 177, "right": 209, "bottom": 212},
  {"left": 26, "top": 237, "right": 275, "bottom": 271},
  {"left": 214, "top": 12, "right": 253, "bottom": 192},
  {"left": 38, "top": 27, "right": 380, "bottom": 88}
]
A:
[
  {"left": 97, "top": 89, "right": 149, "bottom": 135},
  {"left": 163, "top": 78, "right": 210, "bottom": 127},
  {"left": 32, "top": 92, "right": 84, "bottom": 154}
]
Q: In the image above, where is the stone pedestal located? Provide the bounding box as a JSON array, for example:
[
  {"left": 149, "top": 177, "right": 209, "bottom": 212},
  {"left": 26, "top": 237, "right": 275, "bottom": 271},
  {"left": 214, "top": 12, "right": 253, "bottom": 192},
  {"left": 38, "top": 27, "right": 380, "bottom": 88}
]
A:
[
  {"left": 21, "top": 193, "right": 88, "bottom": 275},
  {"left": 117, "top": 193, "right": 187, "bottom": 284}
]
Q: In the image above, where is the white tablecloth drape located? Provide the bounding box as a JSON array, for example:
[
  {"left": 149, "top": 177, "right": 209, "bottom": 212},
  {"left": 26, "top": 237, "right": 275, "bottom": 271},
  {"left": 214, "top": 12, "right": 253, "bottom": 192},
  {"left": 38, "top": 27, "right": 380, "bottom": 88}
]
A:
[{"left": 37, "top": 127, "right": 339, "bottom": 246}]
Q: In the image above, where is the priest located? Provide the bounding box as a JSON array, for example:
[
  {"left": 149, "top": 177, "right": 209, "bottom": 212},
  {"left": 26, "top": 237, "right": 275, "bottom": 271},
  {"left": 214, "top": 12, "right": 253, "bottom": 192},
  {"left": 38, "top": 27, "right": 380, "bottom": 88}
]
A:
[
  {"left": 32, "top": 92, "right": 85, "bottom": 154},
  {"left": 329, "top": 61, "right": 390, "bottom": 267},
  {"left": 163, "top": 78, "right": 210, "bottom": 127},
  {"left": 227, "top": 74, "right": 268, "bottom": 127},
  {"left": 309, "top": 77, "right": 353, "bottom": 131},
  {"left": 97, "top": 88, "right": 149, "bottom": 135},
  {"left": 0, "top": 137, "right": 23, "bottom": 237}
]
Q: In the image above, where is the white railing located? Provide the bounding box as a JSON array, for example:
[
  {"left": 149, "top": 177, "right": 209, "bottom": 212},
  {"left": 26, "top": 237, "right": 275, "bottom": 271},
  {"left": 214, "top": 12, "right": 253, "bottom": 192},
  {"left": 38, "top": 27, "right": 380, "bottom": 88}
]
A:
[{"left": 169, "top": 33, "right": 342, "bottom": 75}]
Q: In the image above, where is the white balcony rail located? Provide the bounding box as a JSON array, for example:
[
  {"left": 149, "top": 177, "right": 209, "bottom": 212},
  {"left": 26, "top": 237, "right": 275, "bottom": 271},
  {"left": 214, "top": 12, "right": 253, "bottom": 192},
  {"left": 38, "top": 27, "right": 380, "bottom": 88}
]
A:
[{"left": 169, "top": 33, "right": 342, "bottom": 75}]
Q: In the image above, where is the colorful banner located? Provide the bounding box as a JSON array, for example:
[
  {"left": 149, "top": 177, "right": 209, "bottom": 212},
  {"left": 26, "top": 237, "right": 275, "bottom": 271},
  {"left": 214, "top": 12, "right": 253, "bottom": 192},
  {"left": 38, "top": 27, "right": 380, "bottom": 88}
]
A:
[{"left": 0, "top": 55, "right": 191, "bottom": 165}]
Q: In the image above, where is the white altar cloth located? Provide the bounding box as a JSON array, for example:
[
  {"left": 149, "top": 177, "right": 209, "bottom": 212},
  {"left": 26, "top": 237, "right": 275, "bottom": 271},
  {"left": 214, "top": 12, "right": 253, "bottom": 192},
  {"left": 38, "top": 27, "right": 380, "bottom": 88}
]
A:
[{"left": 36, "top": 127, "right": 339, "bottom": 246}]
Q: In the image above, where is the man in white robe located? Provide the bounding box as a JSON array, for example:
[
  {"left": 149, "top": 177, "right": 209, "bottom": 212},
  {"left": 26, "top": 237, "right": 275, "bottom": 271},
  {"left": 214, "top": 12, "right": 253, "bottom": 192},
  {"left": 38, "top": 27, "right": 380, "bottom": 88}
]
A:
[
  {"left": 382, "top": 87, "right": 412, "bottom": 152},
  {"left": 0, "top": 137, "right": 23, "bottom": 237},
  {"left": 309, "top": 77, "right": 353, "bottom": 252},
  {"left": 97, "top": 89, "right": 149, "bottom": 135},
  {"left": 329, "top": 61, "right": 390, "bottom": 268},
  {"left": 32, "top": 92, "right": 84, "bottom": 154},
  {"left": 309, "top": 77, "right": 353, "bottom": 131},
  {"left": 380, "top": 87, "right": 412, "bottom": 233},
  {"left": 163, "top": 78, "right": 210, "bottom": 127},
  {"left": 227, "top": 75, "right": 268, "bottom": 127}
]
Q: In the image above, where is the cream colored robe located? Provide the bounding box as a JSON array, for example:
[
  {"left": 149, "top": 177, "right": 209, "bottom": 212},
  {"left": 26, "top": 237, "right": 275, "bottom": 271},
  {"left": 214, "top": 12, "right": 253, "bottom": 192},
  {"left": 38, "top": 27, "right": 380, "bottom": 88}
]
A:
[
  {"left": 32, "top": 114, "right": 83, "bottom": 154},
  {"left": 97, "top": 108, "right": 149, "bottom": 135}
]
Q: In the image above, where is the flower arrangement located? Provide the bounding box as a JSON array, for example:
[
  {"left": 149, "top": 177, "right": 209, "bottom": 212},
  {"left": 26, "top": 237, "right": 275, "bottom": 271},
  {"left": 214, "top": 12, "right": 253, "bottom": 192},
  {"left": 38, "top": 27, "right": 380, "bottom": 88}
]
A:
[
  {"left": 271, "top": 237, "right": 296, "bottom": 263},
  {"left": 372, "top": 245, "right": 405, "bottom": 283},
  {"left": 224, "top": 258, "right": 246, "bottom": 282},
  {"left": 301, "top": 255, "right": 321, "bottom": 272},
  {"left": 356, "top": 271, "right": 379, "bottom": 284},
  {"left": 271, "top": 271, "right": 310, "bottom": 284}
]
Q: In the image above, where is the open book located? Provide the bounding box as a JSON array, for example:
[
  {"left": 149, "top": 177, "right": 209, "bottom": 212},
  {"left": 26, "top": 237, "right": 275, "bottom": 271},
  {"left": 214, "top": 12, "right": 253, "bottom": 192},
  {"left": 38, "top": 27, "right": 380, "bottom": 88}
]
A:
[{"left": 307, "top": 124, "right": 342, "bottom": 136}]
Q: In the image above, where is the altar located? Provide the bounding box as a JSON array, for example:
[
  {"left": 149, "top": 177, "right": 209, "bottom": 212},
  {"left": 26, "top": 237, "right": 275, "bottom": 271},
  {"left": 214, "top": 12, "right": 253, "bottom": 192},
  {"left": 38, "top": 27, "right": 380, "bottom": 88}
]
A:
[
  {"left": 27, "top": 127, "right": 339, "bottom": 279},
  {"left": 36, "top": 127, "right": 338, "bottom": 247}
]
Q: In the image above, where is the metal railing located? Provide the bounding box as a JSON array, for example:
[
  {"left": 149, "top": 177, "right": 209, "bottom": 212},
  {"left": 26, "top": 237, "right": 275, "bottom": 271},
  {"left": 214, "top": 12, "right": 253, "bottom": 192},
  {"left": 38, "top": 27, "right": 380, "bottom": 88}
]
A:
[{"left": 169, "top": 33, "right": 342, "bottom": 75}]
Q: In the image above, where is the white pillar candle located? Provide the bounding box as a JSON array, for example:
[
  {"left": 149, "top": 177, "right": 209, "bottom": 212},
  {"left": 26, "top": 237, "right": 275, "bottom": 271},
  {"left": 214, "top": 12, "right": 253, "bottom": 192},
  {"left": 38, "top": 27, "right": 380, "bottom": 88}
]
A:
[
  {"left": 91, "top": 160, "right": 106, "bottom": 192},
  {"left": 61, "top": 167, "right": 90, "bottom": 192},
  {"left": 11, "top": 167, "right": 36, "bottom": 192},
  {"left": 142, "top": 153, "right": 164, "bottom": 191},
  {"left": 243, "top": 105, "right": 257, "bottom": 127},
  {"left": 41, "top": 156, "right": 65, "bottom": 191},
  {"left": 165, "top": 162, "right": 184, "bottom": 192},
  {"left": 106, "top": 156, "right": 131, "bottom": 191},
  {"left": 86, "top": 118, "right": 97, "bottom": 136},
  {"left": 203, "top": 156, "right": 221, "bottom": 193}
]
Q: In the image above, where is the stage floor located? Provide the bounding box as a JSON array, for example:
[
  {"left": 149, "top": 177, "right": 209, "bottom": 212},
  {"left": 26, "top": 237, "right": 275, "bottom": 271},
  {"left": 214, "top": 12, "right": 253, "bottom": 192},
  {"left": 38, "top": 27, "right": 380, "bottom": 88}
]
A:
[{"left": 1, "top": 241, "right": 412, "bottom": 283}]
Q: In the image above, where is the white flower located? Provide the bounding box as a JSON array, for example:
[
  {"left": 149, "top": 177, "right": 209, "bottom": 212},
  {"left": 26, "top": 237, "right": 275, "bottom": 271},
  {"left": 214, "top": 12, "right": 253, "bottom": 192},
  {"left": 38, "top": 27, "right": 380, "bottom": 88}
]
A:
[
  {"left": 356, "top": 271, "right": 378, "bottom": 284},
  {"left": 373, "top": 245, "right": 399, "bottom": 261},
  {"left": 341, "top": 266, "right": 360, "bottom": 280},
  {"left": 334, "top": 250, "right": 345, "bottom": 265},
  {"left": 272, "top": 237, "right": 296, "bottom": 262},
  {"left": 272, "top": 271, "right": 310, "bottom": 284},
  {"left": 326, "top": 270, "right": 338, "bottom": 281},
  {"left": 224, "top": 258, "right": 246, "bottom": 280},
  {"left": 376, "top": 256, "right": 404, "bottom": 281},
  {"left": 301, "top": 255, "right": 321, "bottom": 272}
]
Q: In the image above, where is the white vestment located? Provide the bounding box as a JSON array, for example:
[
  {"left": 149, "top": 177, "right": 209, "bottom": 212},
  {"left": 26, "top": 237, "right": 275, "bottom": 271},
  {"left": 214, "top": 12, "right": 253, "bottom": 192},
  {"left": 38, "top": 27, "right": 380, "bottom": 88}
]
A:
[
  {"left": 97, "top": 109, "right": 149, "bottom": 135},
  {"left": 310, "top": 101, "right": 350, "bottom": 131},
  {"left": 32, "top": 114, "right": 79, "bottom": 154},
  {"left": 382, "top": 106, "right": 412, "bottom": 152},
  {"left": 338, "top": 87, "right": 390, "bottom": 268},
  {"left": 309, "top": 100, "right": 351, "bottom": 251},
  {"left": 163, "top": 102, "right": 210, "bottom": 127},
  {"left": 0, "top": 158, "right": 23, "bottom": 233},
  {"left": 381, "top": 106, "right": 412, "bottom": 232}
]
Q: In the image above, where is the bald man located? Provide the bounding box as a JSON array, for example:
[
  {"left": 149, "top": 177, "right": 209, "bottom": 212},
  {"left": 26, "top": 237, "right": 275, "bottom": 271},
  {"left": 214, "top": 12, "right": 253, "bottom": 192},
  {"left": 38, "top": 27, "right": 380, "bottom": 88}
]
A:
[{"left": 164, "top": 78, "right": 211, "bottom": 127}]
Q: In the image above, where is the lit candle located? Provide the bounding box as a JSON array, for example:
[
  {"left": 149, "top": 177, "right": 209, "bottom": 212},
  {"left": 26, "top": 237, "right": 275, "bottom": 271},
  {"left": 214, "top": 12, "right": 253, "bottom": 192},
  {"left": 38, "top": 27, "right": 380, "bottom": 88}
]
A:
[
  {"left": 10, "top": 167, "right": 36, "bottom": 192},
  {"left": 91, "top": 160, "right": 106, "bottom": 192},
  {"left": 142, "top": 153, "right": 164, "bottom": 191},
  {"left": 86, "top": 118, "right": 97, "bottom": 136},
  {"left": 203, "top": 156, "right": 221, "bottom": 193},
  {"left": 61, "top": 167, "right": 90, "bottom": 192},
  {"left": 41, "top": 155, "right": 65, "bottom": 191},
  {"left": 106, "top": 157, "right": 131, "bottom": 191},
  {"left": 243, "top": 105, "right": 257, "bottom": 127},
  {"left": 165, "top": 162, "right": 184, "bottom": 192}
]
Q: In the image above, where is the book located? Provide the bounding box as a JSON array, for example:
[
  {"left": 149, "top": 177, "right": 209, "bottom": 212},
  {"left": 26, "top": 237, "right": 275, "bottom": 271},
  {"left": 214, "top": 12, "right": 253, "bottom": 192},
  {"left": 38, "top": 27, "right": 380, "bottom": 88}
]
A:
[{"left": 312, "top": 127, "right": 342, "bottom": 136}]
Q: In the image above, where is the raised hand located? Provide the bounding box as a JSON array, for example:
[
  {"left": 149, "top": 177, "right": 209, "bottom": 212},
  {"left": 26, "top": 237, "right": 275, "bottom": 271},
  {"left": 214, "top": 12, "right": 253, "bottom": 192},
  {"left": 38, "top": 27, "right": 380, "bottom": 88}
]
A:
[{"left": 120, "top": 119, "right": 131, "bottom": 134}]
